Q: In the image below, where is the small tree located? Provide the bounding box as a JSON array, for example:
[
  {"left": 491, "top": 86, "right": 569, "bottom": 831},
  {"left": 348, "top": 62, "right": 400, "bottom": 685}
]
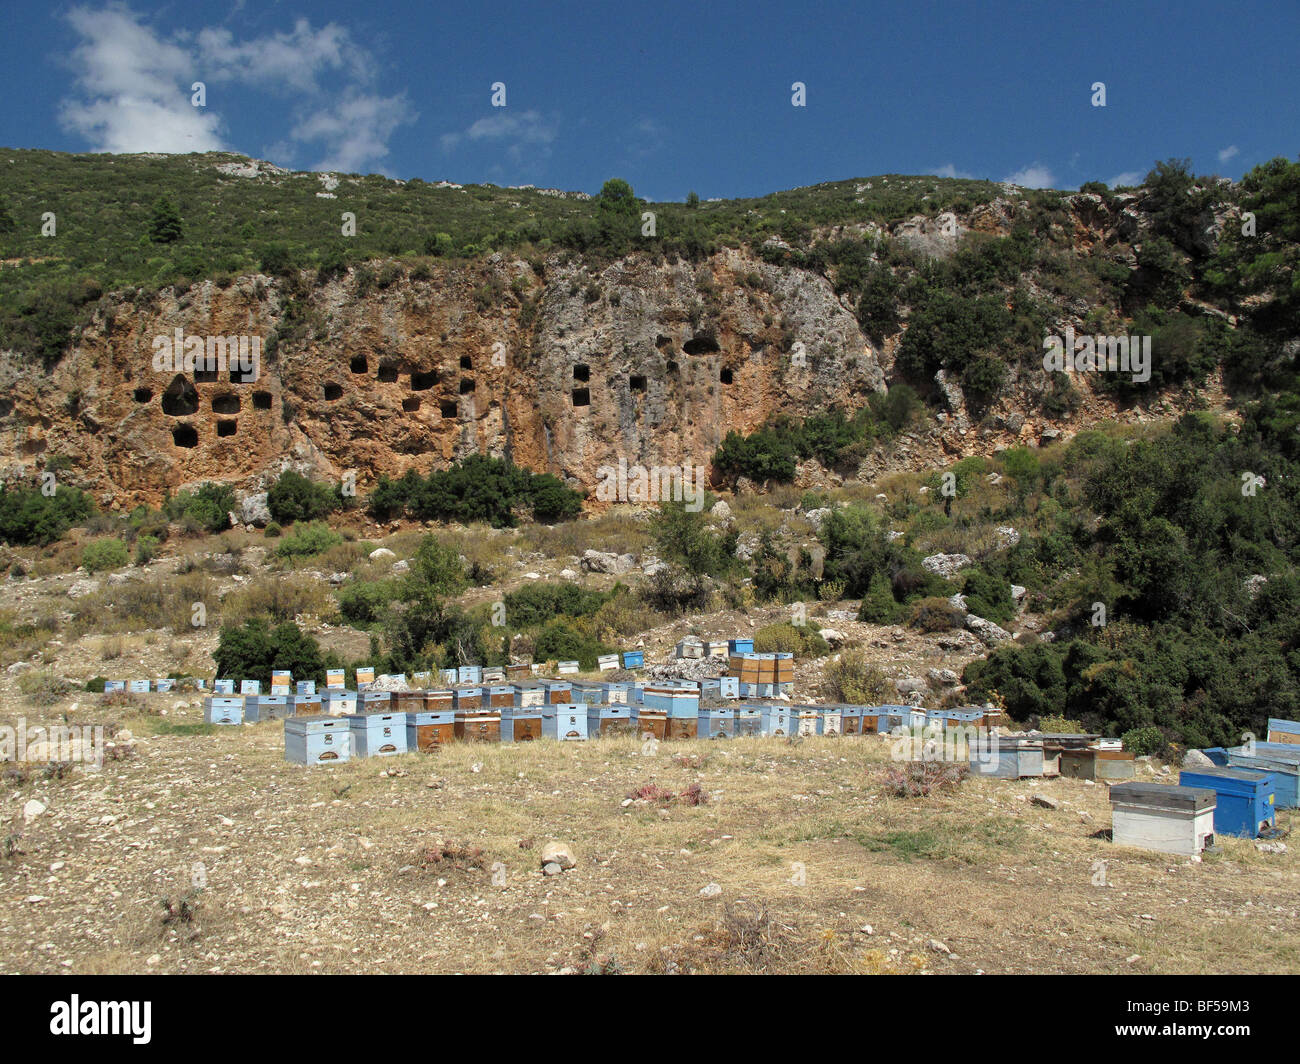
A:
[{"left": 149, "top": 196, "right": 183, "bottom": 244}]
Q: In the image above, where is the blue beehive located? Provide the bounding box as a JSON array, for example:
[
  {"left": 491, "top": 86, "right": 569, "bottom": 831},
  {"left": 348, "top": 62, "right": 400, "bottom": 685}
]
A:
[
  {"left": 295, "top": 680, "right": 316, "bottom": 696},
  {"left": 1179, "top": 766, "right": 1277, "bottom": 837},
  {"left": 595, "top": 682, "right": 630, "bottom": 704},
  {"left": 439, "top": 668, "right": 459, "bottom": 686},
  {"left": 701, "top": 678, "right": 739, "bottom": 700},
  {"left": 1199, "top": 747, "right": 1231, "bottom": 766},
  {"left": 568, "top": 682, "right": 602, "bottom": 706},
  {"left": 285, "top": 715, "right": 351, "bottom": 766},
  {"left": 155, "top": 678, "right": 175, "bottom": 693},
  {"left": 240, "top": 679, "right": 261, "bottom": 696},
  {"left": 270, "top": 670, "right": 291, "bottom": 695},
  {"left": 128, "top": 680, "right": 150, "bottom": 694},
  {"left": 539, "top": 680, "right": 571, "bottom": 704},
  {"left": 543, "top": 704, "right": 588, "bottom": 740},
  {"left": 1226, "top": 747, "right": 1300, "bottom": 809},
  {"left": 242, "top": 695, "right": 290, "bottom": 722},
  {"left": 104, "top": 680, "right": 126, "bottom": 693},
  {"left": 458, "top": 665, "right": 482, "bottom": 684},
  {"left": 621, "top": 650, "right": 644, "bottom": 669},
  {"left": 347, "top": 713, "right": 408, "bottom": 757},
  {"left": 203, "top": 696, "right": 244, "bottom": 725},
  {"left": 321, "top": 690, "right": 358, "bottom": 716},
  {"left": 839, "top": 705, "right": 864, "bottom": 735},
  {"left": 698, "top": 706, "right": 736, "bottom": 739},
  {"left": 761, "top": 704, "right": 792, "bottom": 737},
  {"left": 642, "top": 685, "right": 699, "bottom": 718},
  {"left": 727, "top": 638, "right": 754, "bottom": 654},
  {"left": 587, "top": 703, "right": 634, "bottom": 737},
  {"left": 734, "top": 705, "right": 762, "bottom": 736},
  {"left": 213, "top": 679, "right": 236, "bottom": 694}
]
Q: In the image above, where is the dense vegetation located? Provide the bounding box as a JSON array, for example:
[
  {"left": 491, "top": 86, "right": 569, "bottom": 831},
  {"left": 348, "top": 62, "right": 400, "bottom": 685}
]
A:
[{"left": 368, "top": 454, "right": 582, "bottom": 527}]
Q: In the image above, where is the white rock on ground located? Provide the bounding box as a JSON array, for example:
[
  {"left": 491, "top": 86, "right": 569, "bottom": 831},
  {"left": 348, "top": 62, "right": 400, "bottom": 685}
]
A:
[
  {"left": 540, "top": 841, "right": 576, "bottom": 870},
  {"left": 922, "top": 553, "right": 973, "bottom": 579},
  {"left": 369, "top": 548, "right": 396, "bottom": 561},
  {"left": 22, "top": 799, "right": 47, "bottom": 823},
  {"left": 581, "top": 550, "right": 636, "bottom": 574},
  {"left": 966, "top": 614, "right": 1012, "bottom": 646}
]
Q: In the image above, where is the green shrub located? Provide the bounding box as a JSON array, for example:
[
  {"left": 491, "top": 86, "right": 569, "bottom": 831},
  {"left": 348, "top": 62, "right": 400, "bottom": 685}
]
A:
[
  {"left": 753, "top": 621, "right": 830, "bottom": 657},
  {"left": 0, "top": 484, "right": 94, "bottom": 546},
  {"left": 503, "top": 582, "right": 613, "bottom": 629},
  {"left": 82, "top": 537, "right": 129, "bottom": 573},
  {"left": 214, "top": 618, "right": 325, "bottom": 687},
  {"left": 961, "top": 568, "right": 1015, "bottom": 626},
  {"left": 275, "top": 520, "right": 343, "bottom": 558},
  {"left": 858, "top": 573, "right": 903, "bottom": 624},
  {"left": 1122, "top": 725, "right": 1167, "bottom": 758},
  {"left": 267, "top": 471, "right": 338, "bottom": 524},
  {"left": 907, "top": 597, "right": 964, "bottom": 633},
  {"left": 824, "top": 649, "right": 893, "bottom": 704},
  {"left": 336, "top": 579, "right": 399, "bottom": 626},
  {"left": 531, "top": 618, "right": 615, "bottom": 671},
  {"left": 134, "top": 534, "right": 160, "bottom": 566},
  {"left": 164, "top": 483, "right": 235, "bottom": 534},
  {"left": 367, "top": 455, "right": 581, "bottom": 527},
  {"left": 18, "top": 667, "right": 72, "bottom": 705},
  {"left": 264, "top": 521, "right": 282, "bottom": 537}
]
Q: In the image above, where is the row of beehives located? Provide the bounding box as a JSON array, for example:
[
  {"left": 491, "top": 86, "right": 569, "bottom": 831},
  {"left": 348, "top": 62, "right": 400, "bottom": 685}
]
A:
[
  {"left": 274, "top": 702, "right": 1000, "bottom": 765},
  {"left": 967, "top": 734, "right": 1134, "bottom": 782}
]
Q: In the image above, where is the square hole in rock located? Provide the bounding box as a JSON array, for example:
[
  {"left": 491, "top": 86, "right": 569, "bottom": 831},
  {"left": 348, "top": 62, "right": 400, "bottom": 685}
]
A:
[
  {"left": 324, "top": 383, "right": 343, "bottom": 400},
  {"left": 573, "top": 364, "right": 590, "bottom": 382},
  {"left": 720, "top": 368, "right": 733, "bottom": 384},
  {"left": 459, "top": 378, "right": 475, "bottom": 394},
  {"left": 572, "top": 388, "right": 590, "bottom": 407},
  {"left": 350, "top": 355, "right": 368, "bottom": 374},
  {"left": 217, "top": 419, "right": 237, "bottom": 437},
  {"left": 402, "top": 397, "right": 421, "bottom": 412},
  {"left": 172, "top": 425, "right": 199, "bottom": 447},
  {"left": 252, "top": 391, "right": 273, "bottom": 410},
  {"left": 460, "top": 355, "right": 473, "bottom": 369},
  {"left": 411, "top": 370, "right": 437, "bottom": 391},
  {"left": 132, "top": 387, "right": 153, "bottom": 403},
  {"left": 630, "top": 375, "right": 647, "bottom": 392},
  {"left": 377, "top": 364, "right": 399, "bottom": 383},
  {"left": 439, "top": 400, "right": 458, "bottom": 418}
]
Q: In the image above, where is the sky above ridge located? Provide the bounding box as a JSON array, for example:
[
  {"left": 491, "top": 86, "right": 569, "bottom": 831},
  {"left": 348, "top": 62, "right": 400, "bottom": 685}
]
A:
[{"left": 1, "top": 0, "right": 1296, "bottom": 201}]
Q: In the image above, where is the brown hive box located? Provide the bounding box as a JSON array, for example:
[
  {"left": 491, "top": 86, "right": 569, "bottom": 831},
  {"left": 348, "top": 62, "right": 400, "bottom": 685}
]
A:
[{"left": 454, "top": 707, "right": 500, "bottom": 742}]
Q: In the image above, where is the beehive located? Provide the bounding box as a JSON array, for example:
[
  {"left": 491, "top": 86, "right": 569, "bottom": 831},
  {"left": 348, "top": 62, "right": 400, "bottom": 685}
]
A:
[
  {"left": 514, "top": 682, "right": 546, "bottom": 708},
  {"left": 761, "top": 705, "right": 792, "bottom": 737},
  {"left": 482, "top": 666, "right": 506, "bottom": 683},
  {"left": 295, "top": 680, "right": 317, "bottom": 696},
  {"left": 970, "top": 736, "right": 1045, "bottom": 779},
  {"left": 499, "top": 704, "right": 543, "bottom": 742},
  {"left": 271, "top": 670, "right": 291, "bottom": 695},
  {"left": 727, "top": 638, "right": 754, "bottom": 654},
  {"left": 362, "top": 690, "right": 393, "bottom": 714},
  {"left": 452, "top": 686, "right": 483, "bottom": 711},
  {"left": 506, "top": 663, "right": 532, "bottom": 680},
  {"left": 1110, "top": 782, "right": 1217, "bottom": 856},
  {"left": 839, "top": 705, "right": 863, "bottom": 735},
  {"left": 321, "top": 690, "right": 358, "bottom": 716},
  {"left": 774, "top": 653, "right": 794, "bottom": 684},
  {"left": 203, "top": 696, "right": 243, "bottom": 726},
  {"left": 103, "top": 680, "right": 126, "bottom": 694},
  {"left": 597, "top": 653, "right": 621, "bottom": 671},
  {"left": 325, "top": 669, "right": 346, "bottom": 690},
  {"left": 542, "top": 704, "right": 588, "bottom": 740},
  {"left": 1059, "top": 746, "right": 1136, "bottom": 782},
  {"left": 213, "top": 679, "right": 236, "bottom": 694},
  {"left": 486, "top": 684, "right": 515, "bottom": 709},
  {"left": 631, "top": 706, "right": 667, "bottom": 740},
  {"left": 587, "top": 704, "right": 635, "bottom": 737},
  {"left": 424, "top": 689, "right": 454, "bottom": 713},
  {"left": 642, "top": 685, "right": 699, "bottom": 718},
  {"left": 791, "top": 707, "right": 819, "bottom": 737},
  {"left": 621, "top": 650, "right": 645, "bottom": 669},
  {"left": 155, "top": 678, "right": 175, "bottom": 693},
  {"left": 698, "top": 707, "right": 736, "bottom": 739},
  {"left": 454, "top": 706, "right": 500, "bottom": 742},
  {"left": 346, "top": 713, "right": 408, "bottom": 757},
  {"left": 240, "top": 679, "right": 261, "bottom": 696},
  {"left": 734, "top": 706, "right": 763, "bottom": 736},
  {"left": 1224, "top": 748, "right": 1300, "bottom": 808},
  {"left": 406, "top": 709, "right": 455, "bottom": 751},
  {"left": 705, "top": 641, "right": 730, "bottom": 659},
  {"left": 128, "top": 680, "right": 150, "bottom": 694},
  {"left": 289, "top": 693, "right": 323, "bottom": 717},
  {"left": 242, "top": 695, "right": 290, "bottom": 723},
  {"left": 819, "top": 705, "right": 842, "bottom": 736},
  {"left": 556, "top": 660, "right": 580, "bottom": 675},
  {"left": 457, "top": 665, "right": 482, "bottom": 685},
  {"left": 1178, "top": 766, "right": 1277, "bottom": 838},
  {"left": 285, "top": 715, "right": 351, "bottom": 766},
  {"left": 539, "top": 680, "right": 571, "bottom": 705},
  {"left": 1266, "top": 718, "right": 1300, "bottom": 746},
  {"left": 594, "top": 682, "right": 630, "bottom": 705},
  {"left": 394, "top": 691, "right": 426, "bottom": 715}
]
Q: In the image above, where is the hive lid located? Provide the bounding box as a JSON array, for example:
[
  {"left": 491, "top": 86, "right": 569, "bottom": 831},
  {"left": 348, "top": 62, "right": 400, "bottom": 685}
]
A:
[
  {"left": 1180, "top": 766, "right": 1272, "bottom": 782},
  {"left": 1110, "top": 781, "right": 1217, "bottom": 810},
  {"left": 284, "top": 714, "right": 342, "bottom": 730}
]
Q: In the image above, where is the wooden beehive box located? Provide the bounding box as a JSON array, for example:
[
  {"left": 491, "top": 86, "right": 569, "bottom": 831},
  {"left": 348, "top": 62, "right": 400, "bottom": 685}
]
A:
[
  {"left": 1267, "top": 718, "right": 1300, "bottom": 746},
  {"left": 1110, "top": 782, "right": 1217, "bottom": 856},
  {"left": 539, "top": 680, "right": 571, "bottom": 705},
  {"left": 486, "top": 684, "right": 514, "bottom": 709},
  {"left": 1060, "top": 747, "right": 1136, "bottom": 782},
  {"left": 820, "top": 705, "right": 842, "bottom": 736},
  {"left": 452, "top": 686, "right": 483, "bottom": 711},
  {"left": 325, "top": 669, "right": 346, "bottom": 690},
  {"left": 506, "top": 663, "right": 532, "bottom": 680},
  {"left": 457, "top": 665, "right": 482, "bottom": 684},
  {"left": 761, "top": 705, "right": 792, "bottom": 737},
  {"left": 362, "top": 690, "right": 393, "bottom": 714},
  {"left": 482, "top": 666, "right": 506, "bottom": 683},
  {"left": 587, "top": 704, "right": 635, "bottom": 737},
  {"left": 406, "top": 709, "right": 455, "bottom": 751},
  {"left": 240, "top": 679, "right": 261, "bottom": 696},
  {"left": 394, "top": 691, "right": 426, "bottom": 715},
  {"left": 556, "top": 660, "right": 580, "bottom": 675},
  {"left": 621, "top": 650, "right": 645, "bottom": 669},
  {"left": 242, "top": 695, "right": 290, "bottom": 722},
  {"left": 128, "top": 680, "right": 150, "bottom": 694},
  {"left": 346, "top": 713, "right": 408, "bottom": 757},
  {"left": 970, "top": 737, "right": 1045, "bottom": 779},
  {"left": 453, "top": 707, "right": 500, "bottom": 742},
  {"left": 734, "top": 706, "right": 762, "bottom": 736},
  {"left": 839, "top": 705, "right": 863, "bottom": 735},
  {"left": 597, "top": 653, "right": 621, "bottom": 671},
  {"left": 289, "top": 693, "right": 323, "bottom": 717},
  {"left": 499, "top": 704, "right": 543, "bottom": 742},
  {"left": 774, "top": 653, "right": 795, "bottom": 684},
  {"left": 542, "top": 704, "right": 588, "bottom": 740},
  {"left": 630, "top": 706, "right": 667, "bottom": 740},
  {"left": 424, "top": 689, "right": 454, "bottom": 712},
  {"left": 285, "top": 715, "right": 351, "bottom": 766},
  {"left": 295, "top": 680, "right": 317, "bottom": 696},
  {"left": 595, "top": 682, "right": 630, "bottom": 705},
  {"left": 271, "top": 671, "right": 291, "bottom": 696}
]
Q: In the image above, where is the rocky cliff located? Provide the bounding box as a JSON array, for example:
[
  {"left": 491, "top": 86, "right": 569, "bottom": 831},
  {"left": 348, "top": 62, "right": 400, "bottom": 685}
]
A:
[{"left": 0, "top": 186, "right": 1226, "bottom": 511}]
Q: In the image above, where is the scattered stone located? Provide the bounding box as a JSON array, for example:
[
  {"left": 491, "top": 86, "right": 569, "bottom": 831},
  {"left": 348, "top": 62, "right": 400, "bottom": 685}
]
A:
[
  {"left": 928, "top": 939, "right": 950, "bottom": 954},
  {"left": 1183, "top": 749, "right": 1215, "bottom": 769},
  {"left": 1256, "top": 841, "right": 1287, "bottom": 854},
  {"left": 22, "top": 799, "right": 47, "bottom": 823},
  {"left": 699, "top": 883, "right": 722, "bottom": 898},
  {"left": 240, "top": 492, "right": 271, "bottom": 527},
  {"left": 542, "top": 862, "right": 563, "bottom": 877},
  {"left": 369, "top": 548, "right": 396, "bottom": 561},
  {"left": 1030, "top": 795, "right": 1059, "bottom": 810},
  {"left": 995, "top": 526, "right": 1021, "bottom": 549},
  {"left": 540, "top": 842, "right": 576, "bottom": 870},
  {"left": 966, "top": 614, "right": 1012, "bottom": 646},
  {"left": 927, "top": 668, "right": 959, "bottom": 686},
  {"left": 581, "top": 549, "right": 636, "bottom": 574}
]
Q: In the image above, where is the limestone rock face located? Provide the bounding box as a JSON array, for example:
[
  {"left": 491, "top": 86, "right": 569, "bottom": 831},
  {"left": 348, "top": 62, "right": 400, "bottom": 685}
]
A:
[{"left": 1, "top": 249, "right": 887, "bottom": 510}]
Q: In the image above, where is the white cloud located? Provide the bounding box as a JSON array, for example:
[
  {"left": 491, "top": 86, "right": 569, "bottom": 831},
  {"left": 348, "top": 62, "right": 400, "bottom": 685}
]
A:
[
  {"left": 58, "top": 5, "right": 414, "bottom": 173},
  {"left": 1003, "top": 163, "right": 1056, "bottom": 189},
  {"left": 1107, "top": 170, "right": 1144, "bottom": 188},
  {"left": 1217, "top": 145, "right": 1239, "bottom": 164},
  {"left": 929, "top": 163, "right": 976, "bottom": 180},
  {"left": 441, "top": 110, "right": 559, "bottom": 163}
]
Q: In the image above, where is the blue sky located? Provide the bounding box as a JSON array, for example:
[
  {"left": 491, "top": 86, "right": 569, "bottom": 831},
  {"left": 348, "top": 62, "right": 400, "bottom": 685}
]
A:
[{"left": 1, "top": 0, "right": 1296, "bottom": 201}]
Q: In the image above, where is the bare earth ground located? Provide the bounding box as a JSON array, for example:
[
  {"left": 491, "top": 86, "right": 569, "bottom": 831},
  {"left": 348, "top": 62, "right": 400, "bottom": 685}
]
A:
[{"left": 2, "top": 696, "right": 1296, "bottom": 975}]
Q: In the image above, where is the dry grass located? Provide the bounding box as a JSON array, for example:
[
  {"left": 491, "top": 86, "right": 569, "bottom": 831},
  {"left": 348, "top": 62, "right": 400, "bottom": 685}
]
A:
[{"left": 5, "top": 696, "right": 1296, "bottom": 976}]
